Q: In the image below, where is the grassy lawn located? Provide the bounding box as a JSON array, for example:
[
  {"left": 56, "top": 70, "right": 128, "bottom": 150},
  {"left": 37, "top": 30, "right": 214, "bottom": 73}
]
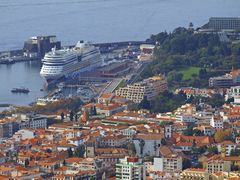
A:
[{"left": 179, "top": 67, "right": 201, "bottom": 80}]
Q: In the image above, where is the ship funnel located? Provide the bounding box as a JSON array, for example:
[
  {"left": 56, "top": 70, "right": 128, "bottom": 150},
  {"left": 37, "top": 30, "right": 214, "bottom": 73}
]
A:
[
  {"left": 75, "top": 41, "right": 85, "bottom": 49},
  {"left": 51, "top": 46, "right": 56, "bottom": 54}
]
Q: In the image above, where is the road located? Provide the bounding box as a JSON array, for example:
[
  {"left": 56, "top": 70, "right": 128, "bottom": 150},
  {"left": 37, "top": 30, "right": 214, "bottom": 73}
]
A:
[{"left": 127, "top": 62, "right": 150, "bottom": 84}]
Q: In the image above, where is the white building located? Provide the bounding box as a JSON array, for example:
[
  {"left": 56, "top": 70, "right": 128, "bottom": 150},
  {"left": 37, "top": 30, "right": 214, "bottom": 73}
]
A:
[
  {"left": 217, "top": 141, "right": 237, "bottom": 156},
  {"left": 120, "top": 128, "right": 137, "bottom": 140},
  {"left": 175, "top": 114, "right": 197, "bottom": 123},
  {"left": 133, "top": 133, "right": 163, "bottom": 157},
  {"left": 210, "top": 116, "right": 224, "bottom": 129},
  {"left": 153, "top": 155, "right": 182, "bottom": 172},
  {"left": 116, "top": 157, "right": 146, "bottom": 180},
  {"left": 13, "top": 129, "right": 36, "bottom": 141},
  {"left": 14, "top": 114, "right": 48, "bottom": 129},
  {"left": 138, "top": 44, "right": 155, "bottom": 61},
  {"left": 225, "top": 86, "right": 240, "bottom": 105},
  {"left": 225, "top": 86, "right": 240, "bottom": 100},
  {"left": 115, "top": 75, "right": 167, "bottom": 103}
]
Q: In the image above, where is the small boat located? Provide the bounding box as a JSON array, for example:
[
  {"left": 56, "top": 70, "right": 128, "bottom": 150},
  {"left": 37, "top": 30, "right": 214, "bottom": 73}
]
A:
[
  {"left": 11, "top": 88, "right": 30, "bottom": 94},
  {"left": 0, "top": 58, "right": 15, "bottom": 65},
  {"left": 6, "top": 59, "right": 15, "bottom": 64}
]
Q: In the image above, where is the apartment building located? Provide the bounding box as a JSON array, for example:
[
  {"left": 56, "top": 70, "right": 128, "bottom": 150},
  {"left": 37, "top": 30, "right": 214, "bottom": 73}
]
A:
[
  {"left": 208, "top": 17, "right": 240, "bottom": 30},
  {"left": 116, "top": 157, "right": 146, "bottom": 180},
  {"left": 209, "top": 75, "right": 233, "bottom": 88},
  {"left": 226, "top": 86, "right": 240, "bottom": 101},
  {"left": 0, "top": 114, "right": 47, "bottom": 139},
  {"left": 203, "top": 157, "right": 231, "bottom": 173},
  {"left": 210, "top": 116, "right": 224, "bottom": 129},
  {"left": 153, "top": 146, "right": 183, "bottom": 172},
  {"left": 115, "top": 75, "right": 167, "bottom": 103},
  {"left": 153, "top": 155, "right": 182, "bottom": 172},
  {"left": 180, "top": 168, "right": 209, "bottom": 180},
  {"left": 0, "top": 120, "right": 15, "bottom": 138}
]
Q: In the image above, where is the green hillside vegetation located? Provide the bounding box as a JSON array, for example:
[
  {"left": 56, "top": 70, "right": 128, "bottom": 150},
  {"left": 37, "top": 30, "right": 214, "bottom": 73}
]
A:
[
  {"left": 179, "top": 67, "right": 201, "bottom": 80},
  {"left": 141, "top": 27, "right": 240, "bottom": 88},
  {"left": 137, "top": 91, "right": 225, "bottom": 113}
]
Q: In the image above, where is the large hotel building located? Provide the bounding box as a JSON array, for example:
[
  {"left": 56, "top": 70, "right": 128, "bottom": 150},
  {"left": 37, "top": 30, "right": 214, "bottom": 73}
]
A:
[
  {"left": 208, "top": 17, "right": 240, "bottom": 30},
  {"left": 115, "top": 75, "right": 168, "bottom": 103}
]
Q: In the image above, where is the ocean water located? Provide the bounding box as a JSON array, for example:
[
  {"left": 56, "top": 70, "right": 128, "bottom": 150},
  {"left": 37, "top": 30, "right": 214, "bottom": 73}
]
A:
[
  {"left": 0, "top": 0, "right": 240, "bottom": 51},
  {"left": 0, "top": 61, "right": 47, "bottom": 106},
  {"left": 0, "top": 0, "right": 239, "bottom": 105}
]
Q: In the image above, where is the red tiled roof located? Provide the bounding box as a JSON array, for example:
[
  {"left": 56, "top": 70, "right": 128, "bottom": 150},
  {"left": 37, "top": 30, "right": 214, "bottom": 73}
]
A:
[{"left": 135, "top": 133, "right": 163, "bottom": 140}]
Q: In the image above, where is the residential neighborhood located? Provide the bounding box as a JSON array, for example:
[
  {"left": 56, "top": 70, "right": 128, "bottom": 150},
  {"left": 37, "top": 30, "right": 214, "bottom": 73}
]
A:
[{"left": 1, "top": 74, "right": 240, "bottom": 179}]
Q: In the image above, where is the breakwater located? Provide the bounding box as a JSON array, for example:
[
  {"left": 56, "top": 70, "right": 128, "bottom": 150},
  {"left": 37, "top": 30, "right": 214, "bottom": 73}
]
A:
[{"left": 0, "top": 40, "right": 152, "bottom": 63}]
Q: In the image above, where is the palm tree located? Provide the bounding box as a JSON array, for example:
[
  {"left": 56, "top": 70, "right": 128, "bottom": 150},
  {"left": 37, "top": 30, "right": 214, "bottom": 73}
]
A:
[
  {"left": 139, "top": 139, "right": 145, "bottom": 156},
  {"left": 61, "top": 112, "right": 64, "bottom": 122},
  {"left": 69, "top": 110, "right": 74, "bottom": 121}
]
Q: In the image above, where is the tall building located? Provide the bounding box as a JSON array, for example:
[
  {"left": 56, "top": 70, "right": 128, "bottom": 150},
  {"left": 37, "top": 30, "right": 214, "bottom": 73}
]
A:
[
  {"left": 153, "top": 146, "right": 183, "bottom": 173},
  {"left": 208, "top": 17, "right": 240, "bottom": 30},
  {"left": 0, "top": 114, "right": 47, "bottom": 139},
  {"left": 153, "top": 155, "right": 182, "bottom": 173},
  {"left": 209, "top": 75, "right": 233, "bottom": 88},
  {"left": 0, "top": 121, "right": 14, "bottom": 138},
  {"left": 209, "top": 68, "right": 240, "bottom": 88},
  {"left": 115, "top": 75, "right": 168, "bottom": 103},
  {"left": 116, "top": 157, "right": 146, "bottom": 180}
]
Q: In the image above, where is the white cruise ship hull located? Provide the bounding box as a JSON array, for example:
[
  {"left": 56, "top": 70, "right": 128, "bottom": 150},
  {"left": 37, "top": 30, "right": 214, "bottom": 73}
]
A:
[{"left": 40, "top": 41, "right": 102, "bottom": 84}]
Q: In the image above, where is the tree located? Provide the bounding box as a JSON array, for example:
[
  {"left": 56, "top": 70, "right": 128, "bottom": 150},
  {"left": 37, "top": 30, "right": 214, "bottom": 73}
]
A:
[
  {"left": 69, "top": 111, "right": 74, "bottom": 121},
  {"left": 24, "top": 159, "right": 29, "bottom": 168},
  {"left": 154, "top": 141, "right": 157, "bottom": 152},
  {"left": 67, "top": 148, "right": 73, "bottom": 157},
  {"left": 161, "top": 138, "right": 167, "bottom": 145},
  {"left": 230, "top": 149, "right": 240, "bottom": 156},
  {"left": 92, "top": 106, "right": 97, "bottom": 115},
  {"left": 199, "top": 68, "right": 207, "bottom": 79},
  {"left": 149, "top": 91, "right": 187, "bottom": 113},
  {"left": 207, "top": 146, "right": 218, "bottom": 154},
  {"left": 207, "top": 94, "right": 225, "bottom": 108},
  {"left": 61, "top": 112, "right": 65, "bottom": 121},
  {"left": 183, "top": 123, "right": 194, "bottom": 136},
  {"left": 193, "top": 129, "right": 204, "bottom": 136},
  {"left": 183, "top": 159, "right": 192, "bottom": 170},
  {"left": 159, "top": 121, "right": 173, "bottom": 128},
  {"left": 139, "top": 139, "right": 145, "bottom": 156},
  {"left": 74, "top": 114, "right": 78, "bottom": 122},
  {"left": 226, "top": 97, "right": 234, "bottom": 104},
  {"left": 140, "top": 28, "right": 240, "bottom": 90},
  {"left": 198, "top": 146, "right": 207, "bottom": 154},
  {"left": 214, "top": 130, "right": 225, "bottom": 143},
  {"left": 138, "top": 96, "right": 151, "bottom": 110},
  {"left": 74, "top": 144, "right": 85, "bottom": 158},
  {"left": 127, "top": 141, "right": 136, "bottom": 155},
  {"left": 214, "top": 129, "right": 232, "bottom": 143}
]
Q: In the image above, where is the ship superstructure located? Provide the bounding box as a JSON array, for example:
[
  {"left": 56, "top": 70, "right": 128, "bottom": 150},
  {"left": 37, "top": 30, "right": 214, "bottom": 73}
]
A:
[{"left": 40, "top": 41, "right": 101, "bottom": 83}]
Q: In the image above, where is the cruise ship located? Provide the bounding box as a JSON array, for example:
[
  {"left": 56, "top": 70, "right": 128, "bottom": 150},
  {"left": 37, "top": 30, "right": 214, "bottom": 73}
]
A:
[{"left": 40, "top": 41, "right": 101, "bottom": 83}]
